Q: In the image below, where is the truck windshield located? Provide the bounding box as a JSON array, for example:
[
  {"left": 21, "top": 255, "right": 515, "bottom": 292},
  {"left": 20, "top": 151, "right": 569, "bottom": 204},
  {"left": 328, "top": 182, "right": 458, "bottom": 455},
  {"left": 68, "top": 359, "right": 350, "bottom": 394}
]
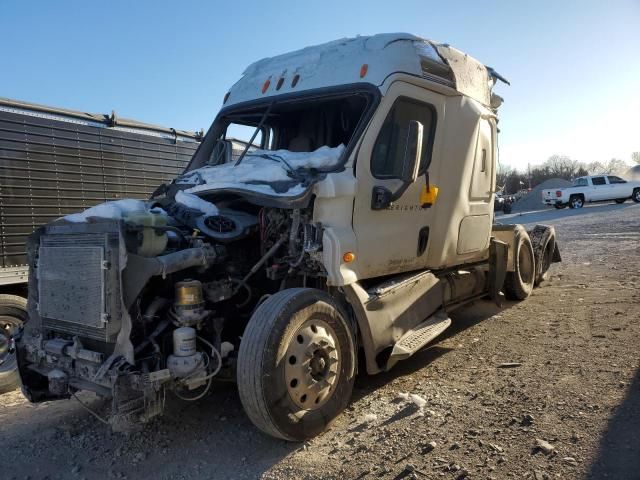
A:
[
  {"left": 177, "top": 90, "right": 374, "bottom": 197},
  {"left": 188, "top": 91, "right": 373, "bottom": 171}
]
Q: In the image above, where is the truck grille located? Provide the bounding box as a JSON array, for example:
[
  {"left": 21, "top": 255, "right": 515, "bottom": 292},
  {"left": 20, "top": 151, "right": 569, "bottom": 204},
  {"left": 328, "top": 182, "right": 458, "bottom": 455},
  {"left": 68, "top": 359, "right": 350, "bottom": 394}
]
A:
[
  {"left": 39, "top": 245, "right": 106, "bottom": 328},
  {"left": 36, "top": 228, "right": 123, "bottom": 343}
]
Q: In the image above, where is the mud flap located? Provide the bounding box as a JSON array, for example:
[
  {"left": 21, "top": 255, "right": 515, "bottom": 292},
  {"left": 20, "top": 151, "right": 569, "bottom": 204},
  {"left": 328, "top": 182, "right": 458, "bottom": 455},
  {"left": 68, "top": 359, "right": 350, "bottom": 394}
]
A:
[{"left": 489, "top": 238, "right": 508, "bottom": 307}]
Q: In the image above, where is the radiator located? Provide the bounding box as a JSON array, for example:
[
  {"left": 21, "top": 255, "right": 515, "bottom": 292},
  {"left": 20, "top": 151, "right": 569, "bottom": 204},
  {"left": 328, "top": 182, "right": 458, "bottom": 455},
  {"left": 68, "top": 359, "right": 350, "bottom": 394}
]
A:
[{"left": 36, "top": 226, "right": 123, "bottom": 343}]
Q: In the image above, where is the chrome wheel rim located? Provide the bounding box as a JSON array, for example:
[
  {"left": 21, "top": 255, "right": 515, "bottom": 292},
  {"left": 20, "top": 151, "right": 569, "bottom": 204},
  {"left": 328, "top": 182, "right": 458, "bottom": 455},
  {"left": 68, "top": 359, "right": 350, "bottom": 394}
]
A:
[
  {"left": 572, "top": 197, "right": 582, "bottom": 208},
  {"left": 284, "top": 318, "right": 340, "bottom": 410}
]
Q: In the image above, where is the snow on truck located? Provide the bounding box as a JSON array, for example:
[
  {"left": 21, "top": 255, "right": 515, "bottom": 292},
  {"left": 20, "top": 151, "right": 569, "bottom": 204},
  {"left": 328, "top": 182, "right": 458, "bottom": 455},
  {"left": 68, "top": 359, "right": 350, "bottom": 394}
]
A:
[
  {"left": 542, "top": 175, "right": 640, "bottom": 209},
  {"left": 16, "top": 33, "right": 561, "bottom": 440}
]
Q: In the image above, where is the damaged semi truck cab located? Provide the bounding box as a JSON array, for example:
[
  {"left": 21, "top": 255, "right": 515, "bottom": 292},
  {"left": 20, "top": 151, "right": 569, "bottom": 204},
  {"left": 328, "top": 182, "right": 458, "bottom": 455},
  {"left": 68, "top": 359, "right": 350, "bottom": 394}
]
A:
[{"left": 17, "top": 33, "right": 559, "bottom": 440}]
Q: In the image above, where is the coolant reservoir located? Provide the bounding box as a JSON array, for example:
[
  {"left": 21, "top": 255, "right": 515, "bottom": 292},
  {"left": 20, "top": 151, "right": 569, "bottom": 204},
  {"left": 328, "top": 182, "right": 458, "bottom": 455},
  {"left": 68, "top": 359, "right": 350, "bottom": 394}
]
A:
[
  {"left": 125, "top": 211, "right": 168, "bottom": 257},
  {"left": 173, "top": 327, "right": 197, "bottom": 357}
]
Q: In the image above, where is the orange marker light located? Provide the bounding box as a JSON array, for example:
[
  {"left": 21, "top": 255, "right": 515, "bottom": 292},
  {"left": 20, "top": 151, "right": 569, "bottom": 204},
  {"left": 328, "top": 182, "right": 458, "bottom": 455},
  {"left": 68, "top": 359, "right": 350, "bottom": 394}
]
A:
[
  {"left": 343, "top": 252, "right": 355, "bottom": 263},
  {"left": 359, "top": 64, "right": 368, "bottom": 78},
  {"left": 261, "top": 79, "right": 271, "bottom": 94}
]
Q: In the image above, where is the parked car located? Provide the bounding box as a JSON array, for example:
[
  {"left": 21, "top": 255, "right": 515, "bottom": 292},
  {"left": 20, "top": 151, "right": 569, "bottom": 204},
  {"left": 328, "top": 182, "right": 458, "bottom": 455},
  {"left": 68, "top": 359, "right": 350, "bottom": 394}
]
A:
[
  {"left": 542, "top": 175, "right": 640, "bottom": 209},
  {"left": 494, "top": 193, "right": 514, "bottom": 213}
]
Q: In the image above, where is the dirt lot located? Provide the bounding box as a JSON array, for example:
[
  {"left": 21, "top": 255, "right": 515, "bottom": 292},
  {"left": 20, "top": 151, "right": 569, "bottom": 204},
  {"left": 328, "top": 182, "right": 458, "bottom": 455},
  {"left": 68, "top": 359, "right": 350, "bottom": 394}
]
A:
[{"left": 2, "top": 202, "right": 639, "bottom": 480}]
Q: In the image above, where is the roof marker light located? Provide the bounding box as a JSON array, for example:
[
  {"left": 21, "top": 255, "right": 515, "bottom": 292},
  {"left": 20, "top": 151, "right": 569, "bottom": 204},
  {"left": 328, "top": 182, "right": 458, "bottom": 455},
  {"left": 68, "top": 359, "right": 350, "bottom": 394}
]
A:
[
  {"left": 291, "top": 74, "right": 300, "bottom": 88},
  {"left": 276, "top": 77, "right": 284, "bottom": 91},
  {"left": 223, "top": 92, "right": 230, "bottom": 104},
  {"left": 261, "top": 79, "right": 271, "bottom": 94},
  {"left": 360, "top": 64, "right": 368, "bottom": 78}
]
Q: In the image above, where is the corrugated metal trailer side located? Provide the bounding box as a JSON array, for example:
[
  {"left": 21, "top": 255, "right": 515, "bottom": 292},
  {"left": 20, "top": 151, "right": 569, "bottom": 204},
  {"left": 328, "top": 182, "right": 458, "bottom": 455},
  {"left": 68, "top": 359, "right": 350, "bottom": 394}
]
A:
[{"left": 0, "top": 99, "right": 201, "bottom": 278}]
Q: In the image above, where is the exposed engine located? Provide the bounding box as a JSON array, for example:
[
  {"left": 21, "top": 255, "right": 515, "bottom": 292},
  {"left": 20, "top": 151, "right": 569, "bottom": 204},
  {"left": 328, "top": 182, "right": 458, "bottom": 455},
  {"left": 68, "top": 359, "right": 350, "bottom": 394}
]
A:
[{"left": 16, "top": 193, "right": 325, "bottom": 430}]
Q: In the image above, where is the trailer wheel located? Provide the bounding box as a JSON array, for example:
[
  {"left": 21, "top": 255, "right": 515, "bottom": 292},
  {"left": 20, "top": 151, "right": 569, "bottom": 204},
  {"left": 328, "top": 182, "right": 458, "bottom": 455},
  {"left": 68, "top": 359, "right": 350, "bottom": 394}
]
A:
[
  {"left": 504, "top": 230, "right": 535, "bottom": 300},
  {"left": 237, "top": 288, "right": 356, "bottom": 441},
  {"left": 0, "top": 295, "right": 27, "bottom": 394},
  {"left": 554, "top": 204, "right": 566, "bottom": 209},
  {"left": 632, "top": 188, "right": 640, "bottom": 203}
]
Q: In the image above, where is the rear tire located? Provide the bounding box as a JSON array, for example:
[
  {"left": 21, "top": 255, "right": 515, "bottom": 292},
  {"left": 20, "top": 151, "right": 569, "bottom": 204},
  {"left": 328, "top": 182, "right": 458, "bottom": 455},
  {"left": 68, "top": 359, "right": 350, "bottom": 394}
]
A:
[
  {"left": 569, "top": 195, "right": 584, "bottom": 209},
  {"left": 528, "top": 225, "right": 556, "bottom": 286},
  {"left": 0, "top": 295, "right": 27, "bottom": 395},
  {"left": 237, "top": 288, "right": 356, "bottom": 441},
  {"left": 632, "top": 188, "right": 640, "bottom": 203},
  {"left": 614, "top": 199, "right": 626, "bottom": 204},
  {"left": 504, "top": 230, "right": 535, "bottom": 300}
]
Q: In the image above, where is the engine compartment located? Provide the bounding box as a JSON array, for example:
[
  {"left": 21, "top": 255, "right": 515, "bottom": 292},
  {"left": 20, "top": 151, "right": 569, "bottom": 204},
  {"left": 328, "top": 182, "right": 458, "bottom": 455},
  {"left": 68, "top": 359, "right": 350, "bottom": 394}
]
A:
[{"left": 17, "top": 192, "right": 327, "bottom": 430}]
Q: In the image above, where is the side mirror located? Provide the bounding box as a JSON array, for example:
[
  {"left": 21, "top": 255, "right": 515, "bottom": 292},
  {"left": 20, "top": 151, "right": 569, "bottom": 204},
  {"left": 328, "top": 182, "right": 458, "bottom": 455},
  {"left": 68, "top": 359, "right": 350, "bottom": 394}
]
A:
[
  {"left": 371, "top": 120, "right": 424, "bottom": 210},
  {"left": 400, "top": 120, "right": 424, "bottom": 184}
]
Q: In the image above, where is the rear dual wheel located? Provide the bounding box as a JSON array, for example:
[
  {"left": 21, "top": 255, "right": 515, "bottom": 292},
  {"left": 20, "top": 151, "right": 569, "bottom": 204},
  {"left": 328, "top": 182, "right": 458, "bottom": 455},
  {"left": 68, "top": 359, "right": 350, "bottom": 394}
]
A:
[
  {"left": 504, "top": 229, "right": 535, "bottom": 300},
  {"left": 237, "top": 288, "right": 356, "bottom": 441}
]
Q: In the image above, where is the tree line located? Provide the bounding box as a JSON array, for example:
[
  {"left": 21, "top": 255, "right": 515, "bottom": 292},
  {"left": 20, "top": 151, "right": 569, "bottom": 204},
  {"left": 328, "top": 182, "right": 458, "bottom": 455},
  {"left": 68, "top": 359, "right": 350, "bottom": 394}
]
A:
[{"left": 497, "top": 152, "right": 640, "bottom": 194}]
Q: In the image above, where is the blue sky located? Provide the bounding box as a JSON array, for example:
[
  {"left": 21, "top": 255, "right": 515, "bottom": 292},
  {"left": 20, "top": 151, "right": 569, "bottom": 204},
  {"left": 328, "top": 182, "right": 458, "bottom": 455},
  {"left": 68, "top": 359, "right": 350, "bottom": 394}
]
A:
[{"left": 1, "top": 0, "right": 638, "bottom": 170}]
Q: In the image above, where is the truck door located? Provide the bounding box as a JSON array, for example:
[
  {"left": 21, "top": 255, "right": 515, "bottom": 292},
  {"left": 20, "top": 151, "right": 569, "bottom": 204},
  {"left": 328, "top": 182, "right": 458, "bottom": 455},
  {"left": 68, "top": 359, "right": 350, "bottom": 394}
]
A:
[
  {"left": 606, "top": 176, "right": 630, "bottom": 199},
  {"left": 351, "top": 82, "right": 443, "bottom": 279},
  {"left": 590, "top": 176, "right": 607, "bottom": 200}
]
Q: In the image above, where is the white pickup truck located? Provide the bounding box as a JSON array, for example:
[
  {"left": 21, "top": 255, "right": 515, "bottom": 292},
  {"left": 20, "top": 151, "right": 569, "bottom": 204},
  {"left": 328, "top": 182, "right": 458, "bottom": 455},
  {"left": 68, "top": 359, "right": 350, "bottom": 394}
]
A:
[{"left": 543, "top": 175, "right": 640, "bottom": 209}]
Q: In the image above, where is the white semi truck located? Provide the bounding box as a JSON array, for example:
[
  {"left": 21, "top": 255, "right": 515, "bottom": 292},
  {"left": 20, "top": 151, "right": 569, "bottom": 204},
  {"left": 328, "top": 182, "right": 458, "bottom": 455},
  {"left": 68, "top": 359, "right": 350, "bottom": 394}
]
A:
[{"left": 16, "top": 33, "right": 560, "bottom": 440}]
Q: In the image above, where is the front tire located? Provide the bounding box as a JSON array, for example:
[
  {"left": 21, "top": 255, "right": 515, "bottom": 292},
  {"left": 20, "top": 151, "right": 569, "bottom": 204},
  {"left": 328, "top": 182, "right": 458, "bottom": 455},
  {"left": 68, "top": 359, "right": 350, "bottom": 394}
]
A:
[
  {"left": 0, "top": 295, "right": 27, "bottom": 395},
  {"left": 504, "top": 229, "right": 535, "bottom": 300},
  {"left": 237, "top": 288, "right": 356, "bottom": 441}
]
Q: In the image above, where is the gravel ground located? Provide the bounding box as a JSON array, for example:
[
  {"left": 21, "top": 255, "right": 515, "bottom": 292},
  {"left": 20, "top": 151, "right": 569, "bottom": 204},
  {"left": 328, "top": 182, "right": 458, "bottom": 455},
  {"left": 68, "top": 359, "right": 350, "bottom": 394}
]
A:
[{"left": 2, "top": 202, "right": 639, "bottom": 480}]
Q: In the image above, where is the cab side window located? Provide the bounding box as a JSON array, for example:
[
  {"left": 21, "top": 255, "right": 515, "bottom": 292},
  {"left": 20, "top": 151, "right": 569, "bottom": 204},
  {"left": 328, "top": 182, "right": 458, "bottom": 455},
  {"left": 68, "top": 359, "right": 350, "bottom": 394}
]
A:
[
  {"left": 607, "top": 176, "right": 626, "bottom": 184},
  {"left": 592, "top": 176, "right": 606, "bottom": 186},
  {"left": 575, "top": 178, "right": 588, "bottom": 187},
  {"left": 371, "top": 97, "right": 435, "bottom": 179}
]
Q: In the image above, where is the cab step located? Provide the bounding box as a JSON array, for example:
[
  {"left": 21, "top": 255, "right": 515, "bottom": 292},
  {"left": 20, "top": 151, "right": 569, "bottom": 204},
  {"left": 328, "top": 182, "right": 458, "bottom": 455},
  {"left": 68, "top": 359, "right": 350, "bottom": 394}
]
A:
[{"left": 387, "top": 311, "right": 451, "bottom": 369}]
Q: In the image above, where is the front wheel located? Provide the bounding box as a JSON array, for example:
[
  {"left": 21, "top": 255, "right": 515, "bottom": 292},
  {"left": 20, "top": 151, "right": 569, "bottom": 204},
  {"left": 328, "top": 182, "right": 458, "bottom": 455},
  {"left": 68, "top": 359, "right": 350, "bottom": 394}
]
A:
[
  {"left": 237, "top": 288, "right": 356, "bottom": 441},
  {"left": 0, "top": 295, "right": 28, "bottom": 394},
  {"left": 632, "top": 188, "right": 640, "bottom": 203}
]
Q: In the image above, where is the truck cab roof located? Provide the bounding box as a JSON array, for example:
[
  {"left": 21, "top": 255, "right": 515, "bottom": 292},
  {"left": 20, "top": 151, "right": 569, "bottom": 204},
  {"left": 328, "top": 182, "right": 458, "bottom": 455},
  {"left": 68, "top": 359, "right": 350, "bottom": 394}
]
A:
[{"left": 224, "top": 33, "right": 506, "bottom": 109}]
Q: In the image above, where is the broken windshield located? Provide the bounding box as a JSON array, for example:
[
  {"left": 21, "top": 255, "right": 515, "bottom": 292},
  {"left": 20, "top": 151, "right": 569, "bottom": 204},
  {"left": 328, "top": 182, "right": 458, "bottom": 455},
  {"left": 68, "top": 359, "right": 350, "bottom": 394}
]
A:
[{"left": 178, "top": 88, "right": 376, "bottom": 197}]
